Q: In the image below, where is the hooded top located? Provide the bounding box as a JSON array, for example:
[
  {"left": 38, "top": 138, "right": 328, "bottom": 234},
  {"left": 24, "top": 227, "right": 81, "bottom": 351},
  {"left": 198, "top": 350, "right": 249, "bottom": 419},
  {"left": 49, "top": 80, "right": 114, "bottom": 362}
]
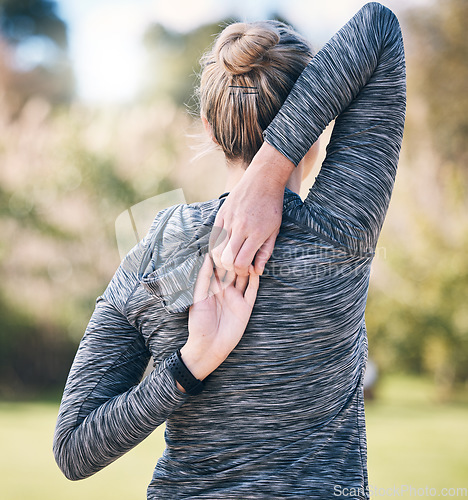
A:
[{"left": 53, "top": 3, "right": 406, "bottom": 499}]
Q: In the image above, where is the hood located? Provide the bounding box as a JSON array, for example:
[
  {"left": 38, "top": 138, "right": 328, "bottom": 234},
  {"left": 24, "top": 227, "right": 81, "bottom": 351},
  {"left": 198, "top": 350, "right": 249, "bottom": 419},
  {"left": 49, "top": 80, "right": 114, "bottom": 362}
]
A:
[{"left": 139, "top": 201, "right": 223, "bottom": 314}]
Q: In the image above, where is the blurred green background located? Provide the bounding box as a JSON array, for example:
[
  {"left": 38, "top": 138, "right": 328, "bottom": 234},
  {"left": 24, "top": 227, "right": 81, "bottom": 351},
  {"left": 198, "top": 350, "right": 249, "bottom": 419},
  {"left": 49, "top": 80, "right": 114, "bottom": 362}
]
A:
[{"left": 0, "top": 0, "right": 467, "bottom": 498}]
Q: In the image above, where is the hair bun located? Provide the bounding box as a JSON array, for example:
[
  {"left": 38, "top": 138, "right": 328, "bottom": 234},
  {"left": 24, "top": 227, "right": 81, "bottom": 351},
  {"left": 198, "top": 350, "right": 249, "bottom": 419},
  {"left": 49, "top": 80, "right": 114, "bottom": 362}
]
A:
[{"left": 215, "top": 23, "right": 280, "bottom": 75}]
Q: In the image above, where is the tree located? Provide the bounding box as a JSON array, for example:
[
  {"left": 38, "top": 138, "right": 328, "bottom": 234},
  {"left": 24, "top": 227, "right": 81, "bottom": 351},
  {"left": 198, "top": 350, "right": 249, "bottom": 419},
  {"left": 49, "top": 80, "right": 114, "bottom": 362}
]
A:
[
  {"left": 0, "top": 0, "right": 67, "bottom": 48},
  {"left": 0, "top": 0, "right": 74, "bottom": 114},
  {"left": 140, "top": 13, "right": 299, "bottom": 109},
  {"left": 406, "top": 0, "right": 468, "bottom": 169},
  {"left": 364, "top": 0, "right": 468, "bottom": 397}
]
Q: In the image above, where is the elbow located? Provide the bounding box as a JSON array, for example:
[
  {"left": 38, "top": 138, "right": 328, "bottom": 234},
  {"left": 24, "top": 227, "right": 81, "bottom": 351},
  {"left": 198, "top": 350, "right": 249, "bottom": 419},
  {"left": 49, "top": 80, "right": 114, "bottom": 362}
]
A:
[
  {"left": 53, "top": 447, "right": 87, "bottom": 481},
  {"left": 367, "top": 1, "right": 400, "bottom": 26},
  {"left": 58, "top": 460, "right": 89, "bottom": 482},
  {"left": 60, "top": 467, "right": 87, "bottom": 482},
  {"left": 53, "top": 433, "right": 92, "bottom": 482}
]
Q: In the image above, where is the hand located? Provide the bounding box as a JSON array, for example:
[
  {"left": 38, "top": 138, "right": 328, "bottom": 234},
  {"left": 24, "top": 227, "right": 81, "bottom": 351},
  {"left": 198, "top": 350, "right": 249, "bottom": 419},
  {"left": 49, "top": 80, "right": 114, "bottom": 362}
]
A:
[
  {"left": 180, "top": 254, "right": 260, "bottom": 382},
  {"left": 210, "top": 142, "right": 294, "bottom": 276}
]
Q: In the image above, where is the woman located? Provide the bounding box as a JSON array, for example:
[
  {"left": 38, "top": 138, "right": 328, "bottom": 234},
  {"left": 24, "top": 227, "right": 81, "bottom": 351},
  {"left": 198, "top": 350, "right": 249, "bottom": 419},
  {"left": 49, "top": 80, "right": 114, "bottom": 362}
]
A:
[{"left": 53, "top": 2, "right": 406, "bottom": 498}]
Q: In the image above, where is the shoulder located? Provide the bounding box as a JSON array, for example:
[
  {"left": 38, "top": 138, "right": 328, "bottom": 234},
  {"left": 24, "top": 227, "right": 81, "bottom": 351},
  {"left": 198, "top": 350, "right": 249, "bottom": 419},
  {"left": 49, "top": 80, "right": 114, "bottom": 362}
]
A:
[
  {"left": 147, "top": 197, "right": 221, "bottom": 260},
  {"left": 139, "top": 198, "right": 222, "bottom": 313},
  {"left": 101, "top": 198, "right": 222, "bottom": 314}
]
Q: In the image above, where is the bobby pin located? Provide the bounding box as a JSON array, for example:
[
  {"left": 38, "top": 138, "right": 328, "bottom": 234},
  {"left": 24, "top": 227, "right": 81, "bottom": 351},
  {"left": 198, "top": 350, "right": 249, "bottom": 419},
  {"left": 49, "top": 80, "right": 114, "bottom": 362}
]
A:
[{"left": 228, "top": 85, "right": 258, "bottom": 89}]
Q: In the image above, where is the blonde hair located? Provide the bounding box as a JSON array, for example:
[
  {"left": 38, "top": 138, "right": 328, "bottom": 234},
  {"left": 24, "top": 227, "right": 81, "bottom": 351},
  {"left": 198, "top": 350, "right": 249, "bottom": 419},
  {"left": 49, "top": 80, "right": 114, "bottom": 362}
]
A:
[{"left": 199, "top": 21, "right": 313, "bottom": 166}]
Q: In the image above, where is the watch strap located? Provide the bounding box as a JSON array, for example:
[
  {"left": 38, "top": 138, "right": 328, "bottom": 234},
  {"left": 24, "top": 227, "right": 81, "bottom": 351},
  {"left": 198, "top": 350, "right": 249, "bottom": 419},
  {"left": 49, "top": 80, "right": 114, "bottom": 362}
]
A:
[{"left": 167, "top": 349, "right": 205, "bottom": 396}]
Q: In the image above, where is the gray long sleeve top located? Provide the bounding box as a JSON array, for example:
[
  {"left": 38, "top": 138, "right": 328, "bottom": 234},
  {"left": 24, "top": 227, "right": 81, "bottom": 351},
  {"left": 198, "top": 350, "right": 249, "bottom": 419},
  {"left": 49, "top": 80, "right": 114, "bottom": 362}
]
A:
[{"left": 53, "top": 3, "right": 406, "bottom": 499}]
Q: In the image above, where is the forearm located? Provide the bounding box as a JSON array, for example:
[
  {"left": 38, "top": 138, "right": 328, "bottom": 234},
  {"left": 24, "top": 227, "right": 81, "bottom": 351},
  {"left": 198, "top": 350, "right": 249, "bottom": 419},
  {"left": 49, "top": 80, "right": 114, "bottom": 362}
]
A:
[{"left": 247, "top": 142, "right": 295, "bottom": 189}]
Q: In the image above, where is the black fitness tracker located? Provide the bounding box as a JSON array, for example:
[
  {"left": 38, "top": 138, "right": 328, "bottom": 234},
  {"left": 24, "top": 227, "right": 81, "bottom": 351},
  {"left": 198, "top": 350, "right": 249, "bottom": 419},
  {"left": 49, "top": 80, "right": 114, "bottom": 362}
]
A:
[{"left": 167, "top": 350, "right": 205, "bottom": 396}]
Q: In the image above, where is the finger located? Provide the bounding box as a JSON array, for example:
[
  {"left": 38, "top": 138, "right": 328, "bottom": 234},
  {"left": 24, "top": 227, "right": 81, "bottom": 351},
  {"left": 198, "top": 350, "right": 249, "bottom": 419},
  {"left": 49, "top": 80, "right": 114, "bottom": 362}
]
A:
[
  {"left": 210, "top": 264, "right": 224, "bottom": 296},
  {"left": 193, "top": 253, "right": 214, "bottom": 303},
  {"left": 223, "top": 269, "right": 236, "bottom": 288},
  {"left": 253, "top": 231, "right": 278, "bottom": 275},
  {"left": 208, "top": 274, "right": 220, "bottom": 296},
  {"left": 233, "top": 236, "right": 262, "bottom": 276},
  {"left": 215, "top": 265, "right": 235, "bottom": 291},
  {"left": 209, "top": 221, "right": 224, "bottom": 253},
  {"left": 210, "top": 225, "right": 229, "bottom": 269},
  {"left": 244, "top": 269, "right": 260, "bottom": 307},
  {"left": 215, "top": 266, "right": 228, "bottom": 283},
  {"left": 220, "top": 232, "right": 245, "bottom": 272},
  {"left": 234, "top": 274, "right": 249, "bottom": 293},
  {"left": 247, "top": 264, "right": 260, "bottom": 277},
  {"left": 213, "top": 207, "right": 224, "bottom": 226}
]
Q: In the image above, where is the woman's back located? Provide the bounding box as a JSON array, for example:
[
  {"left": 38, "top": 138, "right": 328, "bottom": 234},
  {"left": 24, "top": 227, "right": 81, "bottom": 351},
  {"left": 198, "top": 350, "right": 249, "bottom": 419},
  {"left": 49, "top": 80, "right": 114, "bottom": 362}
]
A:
[
  {"left": 112, "top": 187, "right": 368, "bottom": 496},
  {"left": 53, "top": 3, "right": 405, "bottom": 498}
]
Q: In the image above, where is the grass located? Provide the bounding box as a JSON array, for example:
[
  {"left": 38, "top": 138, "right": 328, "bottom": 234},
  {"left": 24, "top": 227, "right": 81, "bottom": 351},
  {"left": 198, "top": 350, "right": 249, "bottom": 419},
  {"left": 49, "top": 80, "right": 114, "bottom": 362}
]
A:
[
  {"left": 0, "top": 402, "right": 165, "bottom": 500},
  {"left": 365, "top": 374, "right": 468, "bottom": 497},
  {"left": 0, "top": 374, "right": 467, "bottom": 499}
]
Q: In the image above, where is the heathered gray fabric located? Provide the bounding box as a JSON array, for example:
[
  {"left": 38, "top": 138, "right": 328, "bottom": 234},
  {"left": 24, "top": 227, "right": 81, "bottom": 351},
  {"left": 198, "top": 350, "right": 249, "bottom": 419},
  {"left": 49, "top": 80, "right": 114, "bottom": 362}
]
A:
[{"left": 53, "top": 3, "right": 406, "bottom": 499}]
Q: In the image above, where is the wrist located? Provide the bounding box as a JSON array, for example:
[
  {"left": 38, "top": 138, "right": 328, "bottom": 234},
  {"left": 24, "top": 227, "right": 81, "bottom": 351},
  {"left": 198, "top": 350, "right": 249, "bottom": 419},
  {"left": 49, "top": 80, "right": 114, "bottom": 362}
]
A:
[
  {"left": 180, "top": 344, "right": 224, "bottom": 382},
  {"left": 248, "top": 142, "right": 295, "bottom": 189},
  {"left": 167, "top": 349, "right": 205, "bottom": 396}
]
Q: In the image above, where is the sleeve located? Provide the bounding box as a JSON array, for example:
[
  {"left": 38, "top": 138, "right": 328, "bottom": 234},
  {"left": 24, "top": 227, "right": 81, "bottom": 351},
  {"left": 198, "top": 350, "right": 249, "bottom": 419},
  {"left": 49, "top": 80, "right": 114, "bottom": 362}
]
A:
[
  {"left": 264, "top": 2, "right": 406, "bottom": 253},
  {"left": 53, "top": 297, "right": 188, "bottom": 481},
  {"left": 53, "top": 209, "right": 189, "bottom": 481}
]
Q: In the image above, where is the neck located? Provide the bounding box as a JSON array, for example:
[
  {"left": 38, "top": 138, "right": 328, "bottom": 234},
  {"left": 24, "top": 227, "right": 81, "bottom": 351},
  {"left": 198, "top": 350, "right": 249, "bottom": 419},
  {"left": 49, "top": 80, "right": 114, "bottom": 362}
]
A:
[{"left": 224, "top": 158, "right": 302, "bottom": 194}]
